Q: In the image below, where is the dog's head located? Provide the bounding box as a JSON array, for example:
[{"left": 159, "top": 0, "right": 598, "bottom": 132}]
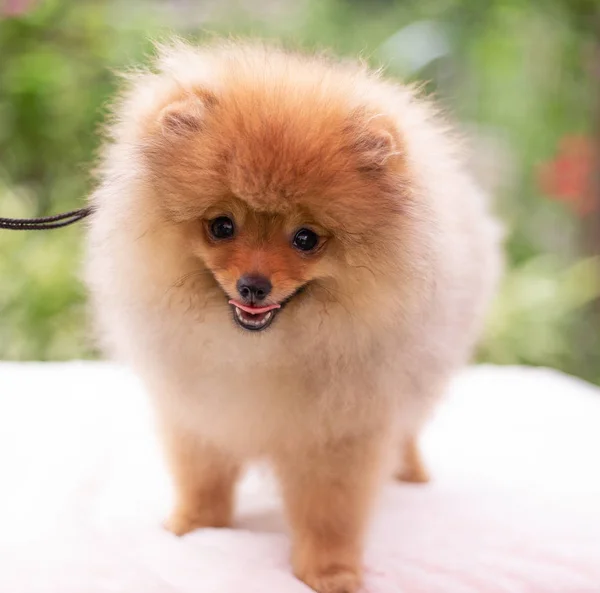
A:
[{"left": 127, "top": 44, "right": 418, "bottom": 332}]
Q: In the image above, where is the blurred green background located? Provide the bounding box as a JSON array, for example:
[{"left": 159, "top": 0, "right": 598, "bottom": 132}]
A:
[{"left": 1, "top": 0, "right": 599, "bottom": 382}]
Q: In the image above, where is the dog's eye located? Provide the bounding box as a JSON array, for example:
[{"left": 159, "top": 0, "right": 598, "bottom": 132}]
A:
[
  {"left": 292, "top": 228, "right": 319, "bottom": 252},
  {"left": 209, "top": 216, "right": 235, "bottom": 240}
]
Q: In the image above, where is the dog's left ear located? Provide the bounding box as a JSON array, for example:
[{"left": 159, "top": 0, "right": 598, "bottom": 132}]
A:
[{"left": 351, "top": 112, "right": 403, "bottom": 172}]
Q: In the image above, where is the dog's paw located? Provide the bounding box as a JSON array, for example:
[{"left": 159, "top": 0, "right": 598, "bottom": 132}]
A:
[
  {"left": 394, "top": 463, "right": 430, "bottom": 484},
  {"left": 163, "top": 506, "right": 231, "bottom": 536},
  {"left": 395, "top": 438, "right": 431, "bottom": 484},
  {"left": 297, "top": 566, "right": 362, "bottom": 593}
]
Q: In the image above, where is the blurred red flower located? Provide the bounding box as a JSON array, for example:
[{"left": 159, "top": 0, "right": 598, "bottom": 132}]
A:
[
  {"left": 1, "top": 0, "right": 36, "bottom": 17},
  {"left": 537, "top": 135, "right": 597, "bottom": 215}
]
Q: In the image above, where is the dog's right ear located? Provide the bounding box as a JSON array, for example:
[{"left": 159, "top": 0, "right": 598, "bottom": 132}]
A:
[{"left": 157, "top": 90, "right": 217, "bottom": 136}]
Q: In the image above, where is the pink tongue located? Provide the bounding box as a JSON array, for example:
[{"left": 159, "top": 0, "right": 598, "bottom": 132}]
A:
[{"left": 229, "top": 300, "right": 281, "bottom": 315}]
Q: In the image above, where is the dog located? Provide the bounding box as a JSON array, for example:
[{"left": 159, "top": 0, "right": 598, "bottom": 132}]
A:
[{"left": 85, "top": 40, "right": 503, "bottom": 593}]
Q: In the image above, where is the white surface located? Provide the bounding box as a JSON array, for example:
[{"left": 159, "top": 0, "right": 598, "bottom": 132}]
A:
[{"left": 0, "top": 362, "right": 599, "bottom": 592}]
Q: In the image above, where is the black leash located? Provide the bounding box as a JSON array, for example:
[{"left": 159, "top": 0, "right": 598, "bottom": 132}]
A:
[{"left": 0, "top": 207, "right": 93, "bottom": 230}]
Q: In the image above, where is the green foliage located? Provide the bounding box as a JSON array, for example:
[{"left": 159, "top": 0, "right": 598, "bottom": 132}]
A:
[
  {"left": 1, "top": 0, "right": 599, "bottom": 382},
  {"left": 0, "top": 185, "right": 89, "bottom": 359},
  {"left": 0, "top": 0, "right": 156, "bottom": 359},
  {"left": 479, "top": 255, "right": 600, "bottom": 383}
]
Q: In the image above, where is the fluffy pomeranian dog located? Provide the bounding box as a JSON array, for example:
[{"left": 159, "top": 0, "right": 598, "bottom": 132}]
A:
[{"left": 86, "top": 40, "right": 502, "bottom": 593}]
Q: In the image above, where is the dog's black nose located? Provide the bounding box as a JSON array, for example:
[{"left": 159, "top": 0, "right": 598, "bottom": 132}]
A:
[{"left": 237, "top": 274, "right": 272, "bottom": 303}]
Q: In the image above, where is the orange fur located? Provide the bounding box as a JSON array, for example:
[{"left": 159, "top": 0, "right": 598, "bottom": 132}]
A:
[{"left": 85, "top": 40, "right": 503, "bottom": 593}]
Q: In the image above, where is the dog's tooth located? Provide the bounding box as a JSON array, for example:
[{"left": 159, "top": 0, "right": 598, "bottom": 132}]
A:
[{"left": 233, "top": 304, "right": 276, "bottom": 329}]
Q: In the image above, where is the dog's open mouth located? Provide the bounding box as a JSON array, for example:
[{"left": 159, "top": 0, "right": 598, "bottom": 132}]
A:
[{"left": 228, "top": 300, "right": 281, "bottom": 332}]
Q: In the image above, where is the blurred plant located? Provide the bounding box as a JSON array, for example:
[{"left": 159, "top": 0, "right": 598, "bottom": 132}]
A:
[
  {"left": 479, "top": 254, "right": 600, "bottom": 382},
  {"left": 0, "top": 0, "right": 157, "bottom": 359},
  {"left": 0, "top": 182, "right": 89, "bottom": 359}
]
